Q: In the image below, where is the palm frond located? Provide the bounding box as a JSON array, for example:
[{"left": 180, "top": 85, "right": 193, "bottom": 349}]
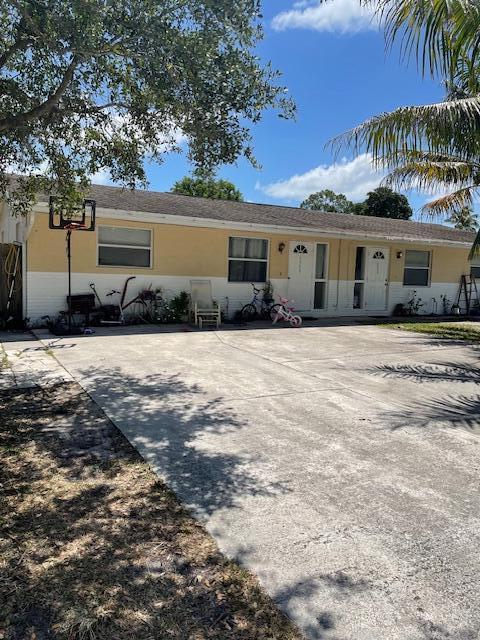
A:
[
  {"left": 422, "top": 186, "right": 475, "bottom": 217},
  {"left": 382, "top": 149, "right": 480, "bottom": 169},
  {"left": 361, "top": 0, "right": 480, "bottom": 80},
  {"left": 383, "top": 156, "right": 480, "bottom": 192},
  {"left": 330, "top": 94, "right": 480, "bottom": 161}
]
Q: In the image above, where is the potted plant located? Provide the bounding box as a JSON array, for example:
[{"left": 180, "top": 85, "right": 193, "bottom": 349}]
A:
[{"left": 262, "top": 280, "right": 274, "bottom": 305}]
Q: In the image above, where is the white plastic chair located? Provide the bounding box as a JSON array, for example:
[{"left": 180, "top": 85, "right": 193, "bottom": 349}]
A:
[{"left": 189, "top": 280, "right": 221, "bottom": 329}]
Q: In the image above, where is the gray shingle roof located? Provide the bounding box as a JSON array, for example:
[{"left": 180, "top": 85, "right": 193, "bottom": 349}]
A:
[{"left": 42, "top": 182, "right": 475, "bottom": 245}]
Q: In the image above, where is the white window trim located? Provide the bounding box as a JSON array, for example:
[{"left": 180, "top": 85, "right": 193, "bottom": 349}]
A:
[
  {"left": 97, "top": 225, "right": 153, "bottom": 269},
  {"left": 227, "top": 235, "right": 269, "bottom": 283},
  {"left": 313, "top": 242, "right": 329, "bottom": 310},
  {"left": 403, "top": 250, "right": 431, "bottom": 287}
]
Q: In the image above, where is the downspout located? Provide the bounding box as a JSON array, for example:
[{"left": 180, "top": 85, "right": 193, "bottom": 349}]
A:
[{"left": 336, "top": 239, "right": 342, "bottom": 310}]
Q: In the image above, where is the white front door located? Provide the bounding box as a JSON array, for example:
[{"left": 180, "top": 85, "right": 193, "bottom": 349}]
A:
[
  {"left": 365, "top": 247, "right": 389, "bottom": 310},
  {"left": 288, "top": 241, "right": 315, "bottom": 310}
]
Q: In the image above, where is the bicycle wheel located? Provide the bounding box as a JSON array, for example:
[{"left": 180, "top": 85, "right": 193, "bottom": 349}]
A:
[
  {"left": 269, "top": 304, "right": 283, "bottom": 322},
  {"left": 240, "top": 303, "right": 257, "bottom": 322},
  {"left": 290, "top": 315, "right": 302, "bottom": 328}
]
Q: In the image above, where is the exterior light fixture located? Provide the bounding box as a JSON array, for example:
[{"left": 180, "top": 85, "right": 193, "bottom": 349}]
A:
[
  {"left": 278, "top": 241, "right": 286, "bottom": 253},
  {"left": 397, "top": 251, "right": 403, "bottom": 259}
]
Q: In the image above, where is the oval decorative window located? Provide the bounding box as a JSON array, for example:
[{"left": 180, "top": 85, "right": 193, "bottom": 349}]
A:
[
  {"left": 373, "top": 251, "right": 385, "bottom": 260},
  {"left": 294, "top": 244, "right": 308, "bottom": 254}
]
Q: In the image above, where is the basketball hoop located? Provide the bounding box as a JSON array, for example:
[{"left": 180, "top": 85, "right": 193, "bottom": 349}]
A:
[
  {"left": 63, "top": 222, "right": 86, "bottom": 231},
  {"left": 49, "top": 196, "right": 96, "bottom": 230},
  {"left": 48, "top": 196, "right": 96, "bottom": 334}
]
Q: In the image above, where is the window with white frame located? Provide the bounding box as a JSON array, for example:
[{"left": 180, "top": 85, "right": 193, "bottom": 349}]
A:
[
  {"left": 98, "top": 226, "right": 152, "bottom": 267},
  {"left": 228, "top": 237, "right": 268, "bottom": 282},
  {"left": 314, "top": 243, "right": 328, "bottom": 309},
  {"left": 403, "top": 250, "right": 430, "bottom": 286}
]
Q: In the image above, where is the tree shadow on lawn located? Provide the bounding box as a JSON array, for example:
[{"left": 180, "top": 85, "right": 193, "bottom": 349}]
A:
[{"left": 0, "top": 383, "right": 301, "bottom": 640}]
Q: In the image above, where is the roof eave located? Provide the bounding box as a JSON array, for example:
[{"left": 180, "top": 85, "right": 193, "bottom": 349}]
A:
[{"left": 33, "top": 202, "right": 474, "bottom": 248}]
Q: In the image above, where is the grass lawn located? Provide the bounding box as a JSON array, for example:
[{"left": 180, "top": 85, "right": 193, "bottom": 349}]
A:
[
  {"left": 381, "top": 320, "right": 480, "bottom": 342},
  {"left": 0, "top": 383, "right": 302, "bottom": 640}
]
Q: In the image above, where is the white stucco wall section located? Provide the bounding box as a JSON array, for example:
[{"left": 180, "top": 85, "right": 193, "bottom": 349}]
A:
[
  {"left": 25, "top": 273, "right": 290, "bottom": 323},
  {"left": 25, "top": 271, "right": 460, "bottom": 323}
]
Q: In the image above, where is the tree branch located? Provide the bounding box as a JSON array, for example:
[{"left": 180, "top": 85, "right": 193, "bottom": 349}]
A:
[
  {"left": 0, "top": 36, "right": 32, "bottom": 69},
  {"left": 0, "top": 56, "right": 79, "bottom": 132}
]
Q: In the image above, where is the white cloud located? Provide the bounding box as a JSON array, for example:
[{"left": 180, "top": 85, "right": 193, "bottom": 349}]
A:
[
  {"left": 271, "top": 0, "right": 377, "bottom": 34},
  {"left": 258, "top": 153, "right": 383, "bottom": 202},
  {"left": 90, "top": 169, "right": 112, "bottom": 185}
]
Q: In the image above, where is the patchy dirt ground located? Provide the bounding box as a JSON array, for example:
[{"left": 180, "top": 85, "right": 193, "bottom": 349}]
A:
[{"left": 0, "top": 383, "right": 302, "bottom": 640}]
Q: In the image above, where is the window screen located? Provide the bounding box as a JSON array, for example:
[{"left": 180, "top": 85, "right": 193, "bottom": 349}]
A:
[
  {"left": 98, "top": 226, "right": 151, "bottom": 267},
  {"left": 228, "top": 237, "right": 268, "bottom": 282},
  {"left": 403, "top": 250, "right": 430, "bottom": 286}
]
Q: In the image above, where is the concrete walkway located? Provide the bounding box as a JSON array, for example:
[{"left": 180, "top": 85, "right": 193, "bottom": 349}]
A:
[
  {"left": 21, "top": 325, "right": 480, "bottom": 639},
  {"left": 0, "top": 331, "right": 73, "bottom": 389}
]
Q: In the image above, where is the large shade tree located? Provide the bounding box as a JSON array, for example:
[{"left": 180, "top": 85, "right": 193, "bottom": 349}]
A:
[
  {"left": 360, "top": 186, "right": 413, "bottom": 219},
  {"left": 172, "top": 169, "right": 243, "bottom": 201},
  {"left": 300, "top": 189, "right": 354, "bottom": 213},
  {"left": 327, "top": 0, "right": 480, "bottom": 253},
  {"left": 0, "top": 0, "right": 293, "bottom": 214}
]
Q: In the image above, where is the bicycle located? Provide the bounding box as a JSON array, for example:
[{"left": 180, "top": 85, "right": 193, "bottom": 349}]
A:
[
  {"left": 271, "top": 297, "right": 302, "bottom": 328},
  {"left": 240, "top": 283, "right": 282, "bottom": 321}
]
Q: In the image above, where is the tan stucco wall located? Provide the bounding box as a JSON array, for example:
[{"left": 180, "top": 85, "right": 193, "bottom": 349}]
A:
[
  {"left": 339, "top": 239, "right": 471, "bottom": 284},
  {"left": 26, "top": 211, "right": 471, "bottom": 283}
]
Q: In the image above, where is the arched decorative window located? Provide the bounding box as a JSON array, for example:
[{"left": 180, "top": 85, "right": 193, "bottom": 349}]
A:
[
  {"left": 372, "top": 250, "right": 385, "bottom": 260},
  {"left": 294, "top": 244, "right": 308, "bottom": 254}
]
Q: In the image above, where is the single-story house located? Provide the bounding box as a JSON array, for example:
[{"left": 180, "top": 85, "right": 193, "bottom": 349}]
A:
[{"left": 0, "top": 182, "right": 477, "bottom": 323}]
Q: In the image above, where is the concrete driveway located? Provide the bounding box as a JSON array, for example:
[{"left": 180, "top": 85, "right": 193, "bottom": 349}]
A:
[{"left": 38, "top": 323, "right": 480, "bottom": 640}]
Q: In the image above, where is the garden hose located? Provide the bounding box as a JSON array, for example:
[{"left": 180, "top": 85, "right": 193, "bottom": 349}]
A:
[{"left": 4, "top": 244, "right": 22, "bottom": 313}]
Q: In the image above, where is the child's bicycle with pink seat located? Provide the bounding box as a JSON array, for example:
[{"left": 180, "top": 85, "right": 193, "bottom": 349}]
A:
[{"left": 271, "top": 297, "right": 302, "bottom": 327}]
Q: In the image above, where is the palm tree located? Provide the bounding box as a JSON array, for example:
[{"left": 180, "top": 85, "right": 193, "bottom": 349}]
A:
[{"left": 329, "top": 0, "right": 480, "bottom": 254}]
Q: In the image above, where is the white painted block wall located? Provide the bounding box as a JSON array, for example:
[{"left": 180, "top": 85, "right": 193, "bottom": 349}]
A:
[{"left": 26, "top": 270, "right": 460, "bottom": 324}]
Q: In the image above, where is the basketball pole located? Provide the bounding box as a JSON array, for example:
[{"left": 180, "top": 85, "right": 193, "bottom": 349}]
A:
[
  {"left": 66, "top": 228, "right": 73, "bottom": 333},
  {"left": 49, "top": 197, "right": 96, "bottom": 335}
]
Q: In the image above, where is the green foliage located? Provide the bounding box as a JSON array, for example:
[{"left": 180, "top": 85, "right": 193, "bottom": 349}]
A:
[
  {"left": 172, "top": 169, "right": 243, "bottom": 201},
  {"left": 262, "top": 280, "right": 274, "bottom": 301},
  {"left": 299, "top": 187, "right": 412, "bottom": 219},
  {"left": 446, "top": 207, "right": 478, "bottom": 231},
  {"left": 300, "top": 189, "right": 354, "bottom": 213},
  {"left": 359, "top": 187, "right": 413, "bottom": 220},
  {"left": 161, "top": 291, "right": 190, "bottom": 323},
  {"left": 350, "top": 202, "right": 367, "bottom": 215},
  {"left": 0, "top": 0, "right": 294, "bottom": 214},
  {"left": 381, "top": 321, "right": 480, "bottom": 343}
]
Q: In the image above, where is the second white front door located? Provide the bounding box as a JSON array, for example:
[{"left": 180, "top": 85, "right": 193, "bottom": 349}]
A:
[
  {"left": 365, "top": 247, "right": 389, "bottom": 310},
  {"left": 288, "top": 241, "right": 315, "bottom": 310}
]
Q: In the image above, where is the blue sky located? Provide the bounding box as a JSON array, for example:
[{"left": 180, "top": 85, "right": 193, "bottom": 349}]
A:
[{"left": 131, "top": 1, "right": 446, "bottom": 218}]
